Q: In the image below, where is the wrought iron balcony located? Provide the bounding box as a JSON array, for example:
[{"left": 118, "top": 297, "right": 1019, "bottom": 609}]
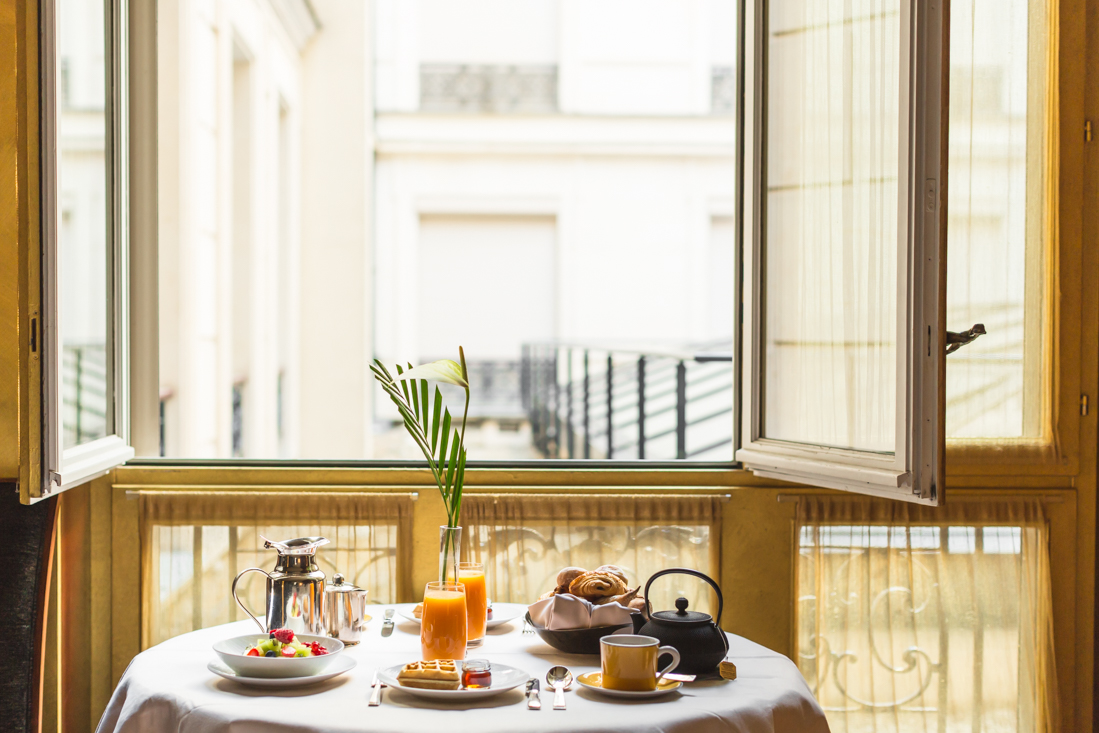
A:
[{"left": 521, "top": 341, "right": 734, "bottom": 460}]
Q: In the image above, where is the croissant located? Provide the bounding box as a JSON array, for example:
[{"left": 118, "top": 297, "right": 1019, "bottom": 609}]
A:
[
  {"left": 569, "top": 571, "right": 627, "bottom": 600},
  {"left": 595, "top": 565, "right": 629, "bottom": 585},
  {"left": 593, "top": 586, "right": 641, "bottom": 607},
  {"left": 555, "top": 567, "right": 587, "bottom": 595}
]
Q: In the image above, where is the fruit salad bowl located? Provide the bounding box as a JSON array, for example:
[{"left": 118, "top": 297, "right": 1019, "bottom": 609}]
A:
[{"left": 213, "top": 633, "right": 344, "bottom": 679}]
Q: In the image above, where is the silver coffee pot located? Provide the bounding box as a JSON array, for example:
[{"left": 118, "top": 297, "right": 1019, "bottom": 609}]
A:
[
  {"left": 324, "top": 573, "right": 370, "bottom": 645},
  {"left": 232, "top": 536, "right": 329, "bottom": 635}
]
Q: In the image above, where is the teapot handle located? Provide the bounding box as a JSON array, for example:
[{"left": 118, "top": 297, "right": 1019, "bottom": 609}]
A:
[
  {"left": 643, "top": 567, "right": 725, "bottom": 629},
  {"left": 232, "top": 567, "right": 271, "bottom": 633}
]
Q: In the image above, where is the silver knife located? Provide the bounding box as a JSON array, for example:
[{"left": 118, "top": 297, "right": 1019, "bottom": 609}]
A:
[
  {"left": 369, "top": 671, "right": 383, "bottom": 706},
  {"left": 381, "top": 608, "right": 395, "bottom": 637},
  {"left": 526, "top": 678, "right": 541, "bottom": 709}
]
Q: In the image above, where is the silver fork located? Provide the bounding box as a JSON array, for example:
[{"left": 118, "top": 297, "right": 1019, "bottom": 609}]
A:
[{"left": 522, "top": 618, "right": 535, "bottom": 635}]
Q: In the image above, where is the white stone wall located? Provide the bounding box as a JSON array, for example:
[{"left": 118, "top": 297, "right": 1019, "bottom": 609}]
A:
[{"left": 158, "top": 0, "right": 312, "bottom": 457}]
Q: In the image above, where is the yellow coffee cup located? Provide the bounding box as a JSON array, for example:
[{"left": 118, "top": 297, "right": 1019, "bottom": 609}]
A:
[{"left": 600, "top": 634, "right": 681, "bottom": 691}]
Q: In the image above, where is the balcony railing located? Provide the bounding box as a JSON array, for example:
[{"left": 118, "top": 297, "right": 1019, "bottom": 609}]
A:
[
  {"left": 62, "top": 343, "right": 108, "bottom": 447},
  {"left": 521, "top": 341, "right": 734, "bottom": 460}
]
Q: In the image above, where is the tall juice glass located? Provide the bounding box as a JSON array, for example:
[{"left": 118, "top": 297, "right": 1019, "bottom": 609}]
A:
[
  {"left": 421, "top": 581, "right": 467, "bottom": 661},
  {"left": 459, "top": 562, "right": 487, "bottom": 646}
]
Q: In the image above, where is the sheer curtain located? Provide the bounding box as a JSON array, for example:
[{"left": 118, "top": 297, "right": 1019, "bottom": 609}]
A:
[
  {"left": 140, "top": 492, "right": 414, "bottom": 647},
  {"left": 796, "top": 496, "right": 1058, "bottom": 732},
  {"left": 462, "top": 494, "right": 723, "bottom": 617},
  {"left": 763, "top": 0, "right": 900, "bottom": 452},
  {"left": 945, "top": 0, "right": 1053, "bottom": 439}
]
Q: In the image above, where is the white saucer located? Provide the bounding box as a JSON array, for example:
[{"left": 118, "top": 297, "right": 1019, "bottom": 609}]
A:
[
  {"left": 378, "top": 661, "right": 528, "bottom": 700},
  {"left": 395, "top": 602, "right": 526, "bottom": 629},
  {"left": 208, "top": 655, "right": 356, "bottom": 687},
  {"left": 576, "top": 671, "right": 682, "bottom": 699}
]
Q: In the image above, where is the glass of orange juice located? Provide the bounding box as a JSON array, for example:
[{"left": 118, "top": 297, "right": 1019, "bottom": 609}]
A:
[
  {"left": 421, "top": 581, "right": 467, "bottom": 661},
  {"left": 459, "top": 561, "right": 488, "bottom": 646}
]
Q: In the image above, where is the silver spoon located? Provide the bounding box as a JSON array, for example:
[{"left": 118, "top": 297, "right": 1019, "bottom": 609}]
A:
[{"left": 546, "top": 666, "right": 573, "bottom": 710}]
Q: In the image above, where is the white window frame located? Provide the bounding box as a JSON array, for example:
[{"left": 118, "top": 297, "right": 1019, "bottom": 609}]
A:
[
  {"left": 35, "top": 0, "right": 134, "bottom": 501},
  {"left": 736, "top": 0, "right": 947, "bottom": 504}
]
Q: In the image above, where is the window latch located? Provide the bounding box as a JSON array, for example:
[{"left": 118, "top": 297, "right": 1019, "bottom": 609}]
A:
[{"left": 945, "top": 323, "right": 986, "bottom": 355}]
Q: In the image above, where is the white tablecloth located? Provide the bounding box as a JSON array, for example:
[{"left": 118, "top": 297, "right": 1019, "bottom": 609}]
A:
[{"left": 97, "top": 605, "right": 829, "bottom": 733}]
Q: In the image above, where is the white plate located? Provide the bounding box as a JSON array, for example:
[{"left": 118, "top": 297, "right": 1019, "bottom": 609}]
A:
[
  {"left": 207, "top": 655, "right": 356, "bottom": 688},
  {"left": 212, "top": 634, "right": 344, "bottom": 678},
  {"left": 395, "top": 602, "right": 526, "bottom": 629},
  {"left": 378, "top": 662, "right": 529, "bottom": 700},
  {"left": 576, "top": 671, "right": 682, "bottom": 699}
]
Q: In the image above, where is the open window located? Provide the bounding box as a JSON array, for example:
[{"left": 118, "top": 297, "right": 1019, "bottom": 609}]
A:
[
  {"left": 28, "top": 0, "right": 949, "bottom": 505},
  {"left": 736, "top": 0, "right": 948, "bottom": 503},
  {"left": 30, "top": 0, "right": 133, "bottom": 502}
]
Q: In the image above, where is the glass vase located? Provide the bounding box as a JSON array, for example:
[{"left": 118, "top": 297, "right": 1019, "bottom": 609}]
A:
[{"left": 439, "top": 525, "right": 462, "bottom": 583}]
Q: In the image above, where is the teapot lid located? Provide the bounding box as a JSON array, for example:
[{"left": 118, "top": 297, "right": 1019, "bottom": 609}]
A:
[
  {"left": 326, "top": 573, "right": 364, "bottom": 593},
  {"left": 651, "top": 597, "right": 712, "bottom": 626}
]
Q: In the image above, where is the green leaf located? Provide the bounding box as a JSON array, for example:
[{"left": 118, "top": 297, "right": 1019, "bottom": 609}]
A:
[
  {"left": 396, "top": 359, "right": 469, "bottom": 388},
  {"left": 431, "top": 388, "right": 442, "bottom": 454},
  {"left": 372, "top": 359, "right": 395, "bottom": 381},
  {"left": 409, "top": 372, "right": 420, "bottom": 420},
  {"left": 420, "top": 380, "right": 430, "bottom": 432},
  {"left": 395, "top": 364, "right": 412, "bottom": 404},
  {"left": 438, "top": 410, "right": 452, "bottom": 465}
]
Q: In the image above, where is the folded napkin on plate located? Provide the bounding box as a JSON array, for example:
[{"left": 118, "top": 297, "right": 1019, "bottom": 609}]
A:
[{"left": 528, "top": 594, "right": 634, "bottom": 630}]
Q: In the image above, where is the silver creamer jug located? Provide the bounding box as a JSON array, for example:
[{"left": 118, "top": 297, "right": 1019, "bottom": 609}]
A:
[
  {"left": 324, "top": 573, "right": 370, "bottom": 645},
  {"left": 232, "top": 536, "right": 329, "bottom": 635}
]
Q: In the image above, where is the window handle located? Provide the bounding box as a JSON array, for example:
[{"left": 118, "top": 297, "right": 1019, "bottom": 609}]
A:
[{"left": 945, "top": 324, "right": 986, "bottom": 355}]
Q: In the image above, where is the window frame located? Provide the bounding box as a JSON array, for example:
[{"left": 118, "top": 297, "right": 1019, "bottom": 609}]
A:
[
  {"left": 734, "top": 0, "right": 948, "bottom": 504},
  {"left": 30, "top": 0, "right": 134, "bottom": 503},
  {"left": 32, "top": 0, "right": 1066, "bottom": 497}
]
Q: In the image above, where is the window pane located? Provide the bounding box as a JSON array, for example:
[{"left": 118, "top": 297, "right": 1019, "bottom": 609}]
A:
[
  {"left": 945, "top": 0, "right": 1048, "bottom": 439},
  {"left": 154, "top": 0, "right": 737, "bottom": 460},
  {"left": 58, "top": 0, "right": 111, "bottom": 448},
  {"left": 761, "top": 0, "right": 899, "bottom": 453}
]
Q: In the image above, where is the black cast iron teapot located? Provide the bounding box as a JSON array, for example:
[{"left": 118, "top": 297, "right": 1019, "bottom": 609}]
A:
[{"left": 638, "top": 568, "right": 729, "bottom": 675}]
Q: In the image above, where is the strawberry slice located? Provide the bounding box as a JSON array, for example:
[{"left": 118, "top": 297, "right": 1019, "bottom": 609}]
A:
[
  {"left": 245, "top": 647, "right": 260, "bottom": 657},
  {"left": 271, "top": 628, "right": 295, "bottom": 644},
  {"left": 280, "top": 645, "right": 298, "bottom": 658}
]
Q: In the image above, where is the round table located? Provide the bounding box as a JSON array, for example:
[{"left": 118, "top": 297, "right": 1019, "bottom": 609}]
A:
[{"left": 98, "top": 605, "right": 829, "bottom": 733}]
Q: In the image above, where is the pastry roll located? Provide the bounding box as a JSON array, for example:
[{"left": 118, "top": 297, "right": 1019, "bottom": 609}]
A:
[{"left": 568, "top": 571, "right": 627, "bottom": 600}]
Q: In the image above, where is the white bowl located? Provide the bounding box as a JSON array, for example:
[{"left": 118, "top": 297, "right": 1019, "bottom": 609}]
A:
[{"left": 212, "top": 633, "right": 344, "bottom": 679}]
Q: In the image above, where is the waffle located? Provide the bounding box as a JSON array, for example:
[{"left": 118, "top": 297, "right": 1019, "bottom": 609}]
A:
[{"left": 396, "top": 660, "right": 461, "bottom": 690}]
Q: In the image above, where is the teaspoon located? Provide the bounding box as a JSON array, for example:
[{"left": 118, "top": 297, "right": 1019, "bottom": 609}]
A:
[{"left": 546, "top": 665, "right": 573, "bottom": 710}]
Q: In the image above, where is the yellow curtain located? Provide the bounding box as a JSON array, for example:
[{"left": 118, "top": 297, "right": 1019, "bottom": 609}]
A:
[
  {"left": 795, "top": 497, "right": 1059, "bottom": 733},
  {"left": 140, "top": 491, "right": 414, "bottom": 648},
  {"left": 462, "top": 494, "right": 723, "bottom": 617}
]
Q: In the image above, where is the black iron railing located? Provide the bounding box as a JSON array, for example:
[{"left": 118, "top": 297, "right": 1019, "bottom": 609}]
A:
[
  {"left": 521, "top": 342, "right": 734, "bottom": 460},
  {"left": 62, "top": 344, "right": 108, "bottom": 446}
]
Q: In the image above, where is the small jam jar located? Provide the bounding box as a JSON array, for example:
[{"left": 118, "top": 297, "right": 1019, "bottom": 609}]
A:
[{"left": 462, "top": 659, "right": 492, "bottom": 689}]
